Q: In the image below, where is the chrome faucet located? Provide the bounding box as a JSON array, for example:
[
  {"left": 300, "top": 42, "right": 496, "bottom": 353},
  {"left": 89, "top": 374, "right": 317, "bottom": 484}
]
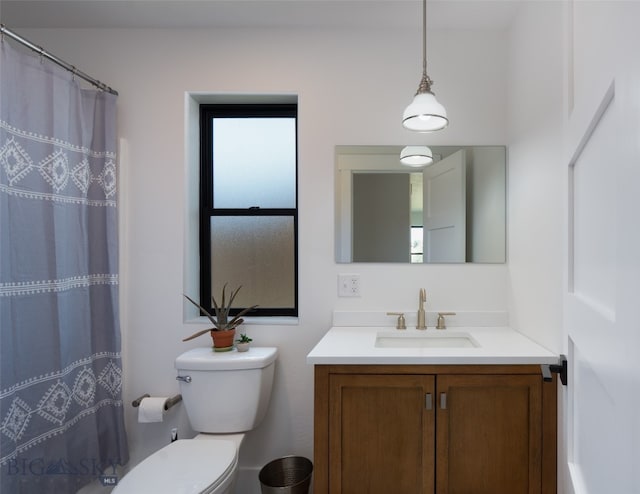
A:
[{"left": 417, "top": 288, "right": 427, "bottom": 330}]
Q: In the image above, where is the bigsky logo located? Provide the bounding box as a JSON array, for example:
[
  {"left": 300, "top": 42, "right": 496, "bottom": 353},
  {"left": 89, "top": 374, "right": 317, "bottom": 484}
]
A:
[{"left": 4, "top": 457, "right": 120, "bottom": 485}]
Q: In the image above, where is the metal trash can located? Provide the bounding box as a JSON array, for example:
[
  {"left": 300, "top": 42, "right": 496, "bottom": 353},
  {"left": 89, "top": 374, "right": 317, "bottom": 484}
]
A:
[{"left": 259, "top": 456, "right": 313, "bottom": 494}]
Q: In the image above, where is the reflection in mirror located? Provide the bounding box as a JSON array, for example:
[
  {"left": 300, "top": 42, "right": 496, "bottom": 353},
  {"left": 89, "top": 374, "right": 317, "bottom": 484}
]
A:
[{"left": 336, "top": 145, "right": 506, "bottom": 264}]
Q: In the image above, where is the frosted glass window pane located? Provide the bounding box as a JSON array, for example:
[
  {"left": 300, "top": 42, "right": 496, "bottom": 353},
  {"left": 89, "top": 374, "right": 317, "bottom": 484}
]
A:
[
  {"left": 213, "top": 118, "right": 296, "bottom": 208},
  {"left": 211, "top": 216, "right": 295, "bottom": 309}
]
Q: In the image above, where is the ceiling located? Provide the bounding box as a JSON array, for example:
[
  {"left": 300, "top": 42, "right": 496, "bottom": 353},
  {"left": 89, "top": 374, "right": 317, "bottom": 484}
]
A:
[{"left": 1, "top": 0, "right": 521, "bottom": 30}]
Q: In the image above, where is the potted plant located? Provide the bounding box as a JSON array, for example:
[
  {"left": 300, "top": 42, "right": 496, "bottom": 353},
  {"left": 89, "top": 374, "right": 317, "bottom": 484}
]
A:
[
  {"left": 236, "top": 333, "right": 252, "bottom": 352},
  {"left": 183, "top": 284, "right": 257, "bottom": 352}
]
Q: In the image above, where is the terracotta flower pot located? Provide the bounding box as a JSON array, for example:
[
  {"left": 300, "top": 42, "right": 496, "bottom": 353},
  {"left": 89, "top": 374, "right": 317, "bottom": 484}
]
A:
[{"left": 210, "top": 329, "right": 236, "bottom": 352}]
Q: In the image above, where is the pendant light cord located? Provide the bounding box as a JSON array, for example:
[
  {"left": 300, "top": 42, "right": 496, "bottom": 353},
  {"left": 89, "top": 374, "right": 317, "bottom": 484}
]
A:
[
  {"left": 422, "top": 0, "right": 427, "bottom": 76},
  {"left": 417, "top": 0, "right": 433, "bottom": 94}
]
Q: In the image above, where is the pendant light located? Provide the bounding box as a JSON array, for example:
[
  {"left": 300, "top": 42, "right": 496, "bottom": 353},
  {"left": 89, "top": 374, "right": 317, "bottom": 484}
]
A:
[
  {"left": 402, "top": 0, "right": 448, "bottom": 132},
  {"left": 400, "top": 145, "right": 433, "bottom": 167}
]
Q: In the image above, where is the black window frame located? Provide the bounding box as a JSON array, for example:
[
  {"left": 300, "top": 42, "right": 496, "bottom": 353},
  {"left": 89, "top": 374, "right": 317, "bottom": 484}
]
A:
[{"left": 199, "top": 103, "right": 298, "bottom": 318}]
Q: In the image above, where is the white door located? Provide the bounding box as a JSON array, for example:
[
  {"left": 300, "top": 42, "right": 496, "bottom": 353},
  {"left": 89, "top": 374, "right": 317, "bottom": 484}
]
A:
[
  {"left": 564, "top": 83, "right": 640, "bottom": 493},
  {"left": 423, "top": 149, "right": 466, "bottom": 262}
]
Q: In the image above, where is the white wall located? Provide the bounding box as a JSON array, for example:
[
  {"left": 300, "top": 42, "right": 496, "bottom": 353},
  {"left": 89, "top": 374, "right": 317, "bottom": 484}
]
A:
[
  {"left": 19, "top": 25, "right": 509, "bottom": 492},
  {"left": 505, "top": 4, "right": 565, "bottom": 491},
  {"left": 506, "top": 2, "right": 565, "bottom": 353}
]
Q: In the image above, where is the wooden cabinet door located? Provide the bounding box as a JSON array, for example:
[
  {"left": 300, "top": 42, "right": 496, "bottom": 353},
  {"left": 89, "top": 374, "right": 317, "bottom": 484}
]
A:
[
  {"left": 435, "top": 374, "right": 542, "bottom": 494},
  {"left": 329, "top": 374, "right": 435, "bottom": 494}
]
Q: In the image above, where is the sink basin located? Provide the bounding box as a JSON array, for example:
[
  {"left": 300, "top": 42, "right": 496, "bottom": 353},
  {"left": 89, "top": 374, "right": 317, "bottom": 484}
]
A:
[{"left": 375, "top": 331, "right": 479, "bottom": 349}]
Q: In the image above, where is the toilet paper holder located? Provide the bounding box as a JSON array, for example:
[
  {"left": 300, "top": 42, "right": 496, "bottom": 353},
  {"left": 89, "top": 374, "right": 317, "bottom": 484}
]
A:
[{"left": 132, "top": 393, "right": 182, "bottom": 410}]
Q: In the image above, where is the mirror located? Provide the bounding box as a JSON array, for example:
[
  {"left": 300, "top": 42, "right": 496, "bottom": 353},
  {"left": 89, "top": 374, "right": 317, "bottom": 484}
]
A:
[{"left": 336, "top": 145, "right": 506, "bottom": 263}]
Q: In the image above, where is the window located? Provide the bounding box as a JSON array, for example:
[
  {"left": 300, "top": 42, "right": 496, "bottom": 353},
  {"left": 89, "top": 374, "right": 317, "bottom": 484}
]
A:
[
  {"left": 411, "top": 226, "right": 423, "bottom": 263},
  {"left": 199, "top": 103, "right": 298, "bottom": 318}
]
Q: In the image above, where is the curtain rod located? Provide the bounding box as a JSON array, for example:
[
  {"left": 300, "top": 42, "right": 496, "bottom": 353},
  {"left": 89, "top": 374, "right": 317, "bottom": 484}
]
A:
[{"left": 1, "top": 24, "right": 118, "bottom": 96}]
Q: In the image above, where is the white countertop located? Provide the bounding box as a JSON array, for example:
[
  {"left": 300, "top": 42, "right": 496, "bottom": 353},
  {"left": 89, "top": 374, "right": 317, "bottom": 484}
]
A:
[{"left": 306, "top": 326, "right": 558, "bottom": 365}]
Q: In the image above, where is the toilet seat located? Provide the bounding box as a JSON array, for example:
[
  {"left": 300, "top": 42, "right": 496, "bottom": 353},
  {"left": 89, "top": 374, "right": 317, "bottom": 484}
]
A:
[{"left": 113, "top": 439, "right": 238, "bottom": 494}]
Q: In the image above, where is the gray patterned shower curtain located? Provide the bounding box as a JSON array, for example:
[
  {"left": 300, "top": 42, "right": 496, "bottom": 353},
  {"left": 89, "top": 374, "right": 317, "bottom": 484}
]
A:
[{"left": 0, "top": 40, "right": 129, "bottom": 492}]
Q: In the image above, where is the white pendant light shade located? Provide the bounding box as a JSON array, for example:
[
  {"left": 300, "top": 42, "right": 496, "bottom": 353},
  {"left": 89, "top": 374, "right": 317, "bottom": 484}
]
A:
[
  {"left": 402, "top": 91, "right": 448, "bottom": 132},
  {"left": 402, "top": 0, "right": 448, "bottom": 132},
  {"left": 400, "top": 145, "right": 433, "bottom": 167}
]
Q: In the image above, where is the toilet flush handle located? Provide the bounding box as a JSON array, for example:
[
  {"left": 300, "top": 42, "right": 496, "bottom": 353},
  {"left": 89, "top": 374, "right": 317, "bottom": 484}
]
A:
[{"left": 176, "top": 375, "right": 192, "bottom": 383}]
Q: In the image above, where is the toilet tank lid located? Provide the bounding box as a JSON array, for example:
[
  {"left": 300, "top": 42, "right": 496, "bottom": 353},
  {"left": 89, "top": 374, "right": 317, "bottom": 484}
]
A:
[{"left": 175, "top": 347, "right": 278, "bottom": 371}]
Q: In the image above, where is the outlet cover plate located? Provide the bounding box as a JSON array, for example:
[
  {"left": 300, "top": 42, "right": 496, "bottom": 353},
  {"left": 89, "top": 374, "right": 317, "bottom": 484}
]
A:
[{"left": 338, "top": 274, "right": 361, "bottom": 297}]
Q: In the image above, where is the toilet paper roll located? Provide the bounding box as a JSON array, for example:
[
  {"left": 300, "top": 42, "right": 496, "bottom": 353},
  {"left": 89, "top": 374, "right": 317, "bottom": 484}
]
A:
[{"left": 138, "top": 397, "right": 168, "bottom": 423}]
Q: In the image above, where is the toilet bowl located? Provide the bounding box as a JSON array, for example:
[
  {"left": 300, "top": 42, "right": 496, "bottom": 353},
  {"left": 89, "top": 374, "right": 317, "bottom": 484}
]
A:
[
  {"left": 113, "top": 435, "right": 240, "bottom": 494},
  {"left": 113, "top": 347, "right": 278, "bottom": 494}
]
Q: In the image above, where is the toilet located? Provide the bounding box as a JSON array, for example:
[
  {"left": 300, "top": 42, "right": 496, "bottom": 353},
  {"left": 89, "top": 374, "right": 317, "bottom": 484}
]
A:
[{"left": 113, "top": 346, "right": 278, "bottom": 494}]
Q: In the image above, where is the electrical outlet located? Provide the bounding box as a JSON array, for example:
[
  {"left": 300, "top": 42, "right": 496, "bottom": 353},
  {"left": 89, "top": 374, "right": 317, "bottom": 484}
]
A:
[{"left": 338, "top": 274, "right": 361, "bottom": 297}]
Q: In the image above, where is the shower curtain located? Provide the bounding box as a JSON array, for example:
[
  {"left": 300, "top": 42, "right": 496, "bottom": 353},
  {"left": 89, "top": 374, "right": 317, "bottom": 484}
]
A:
[{"left": 0, "top": 41, "right": 128, "bottom": 493}]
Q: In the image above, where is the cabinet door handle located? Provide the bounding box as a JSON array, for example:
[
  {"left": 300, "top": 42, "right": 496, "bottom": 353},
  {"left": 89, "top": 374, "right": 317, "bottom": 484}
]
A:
[
  {"left": 440, "top": 392, "right": 447, "bottom": 409},
  {"left": 425, "top": 393, "right": 433, "bottom": 410}
]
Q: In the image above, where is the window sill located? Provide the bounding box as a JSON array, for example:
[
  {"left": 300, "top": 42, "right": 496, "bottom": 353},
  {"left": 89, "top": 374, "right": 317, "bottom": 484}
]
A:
[{"left": 185, "top": 316, "right": 299, "bottom": 327}]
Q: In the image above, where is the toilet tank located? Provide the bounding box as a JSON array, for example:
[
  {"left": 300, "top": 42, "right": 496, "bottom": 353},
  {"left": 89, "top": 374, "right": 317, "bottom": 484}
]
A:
[{"left": 175, "top": 347, "right": 278, "bottom": 433}]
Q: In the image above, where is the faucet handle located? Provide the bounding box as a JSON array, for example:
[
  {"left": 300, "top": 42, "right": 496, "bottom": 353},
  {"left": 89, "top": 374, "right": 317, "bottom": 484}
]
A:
[
  {"left": 436, "top": 312, "right": 456, "bottom": 330},
  {"left": 386, "top": 312, "right": 407, "bottom": 330}
]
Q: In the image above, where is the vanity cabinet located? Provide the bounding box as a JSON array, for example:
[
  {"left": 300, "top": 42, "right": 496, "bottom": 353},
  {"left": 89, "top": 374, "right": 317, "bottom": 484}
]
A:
[{"left": 314, "top": 365, "right": 557, "bottom": 494}]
